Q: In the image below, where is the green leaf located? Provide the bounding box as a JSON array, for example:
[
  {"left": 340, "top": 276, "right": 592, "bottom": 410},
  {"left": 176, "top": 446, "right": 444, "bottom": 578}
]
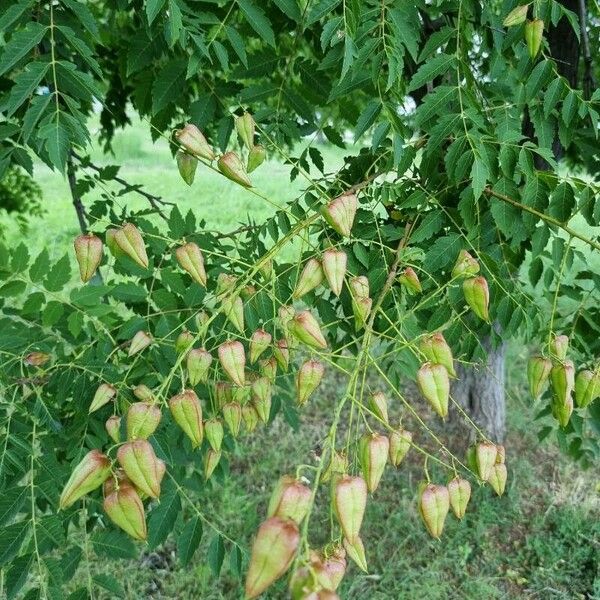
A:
[
  {"left": 146, "top": 0, "right": 166, "bottom": 25},
  {"left": 470, "top": 156, "right": 489, "bottom": 200},
  {"left": 4, "top": 60, "right": 49, "bottom": 117},
  {"left": 354, "top": 100, "right": 381, "bottom": 141},
  {"left": 543, "top": 77, "right": 564, "bottom": 117},
  {"left": 306, "top": 0, "right": 341, "bottom": 25},
  {"left": 407, "top": 54, "right": 455, "bottom": 92},
  {"left": 127, "top": 33, "right": 158, "bottom": 76},
  {"left": 93, "top": 574, "right": 125, "bottom": 598},
  {"left": 0, "top": 486, "right": 27, "bottom": 527},
  {"left": 91, "top": 531, "right": 138, "bottom": 560},
  {"left": 272, "top": 0, "right": 301, "bottom": 21},
  {"left": 525, "top": 59, "right": 552, "bottom": 100},
  {"left": 38, "top": 117, "right": 70, "bottom": 173},
  {"left": 178, "top": 516, "right": 202, "bottom": 566},
  {"left": 0, "top": 521, "right": 28, "bottom": 566},
  {"left": 0, "top": 22, "right": 46, "bottom": 76},
  {"left": 44, "top": 254, "right": 71, "bottom": 292},
  {"left": 29, "top": 249, "right": 50, "bottom": 282},
  {"left": 147, "top": 488, "right": 181, "bottom": 548},
  {"left": 5, "top": 553, "right": 33, "bottom": 600},
  {"left": 230, "top": 544, "right": 243, "bottom": 577},
  {"left": 61, "top": 0, "right": 100, "bottom": 40},
  {"left": 423, "top": 233, "right": 461, "bottom": 272},
  {"left": 548, "top": 182, "right": 575, "bottom": 222},
  {"left": 237, "top": 0, "right": 276, "bottom": 47},
  {"left": 0, "top": 1, "right": 34, "bottom": 33},
  {"left": 561, "top": 90, "right": 578, "bottom": 126},
  {"left": 0, "top": 280, "right": 27, "bottom": 297},
  {"left": 226, "top": 26, "right": 248, "bottom": 68},
  {"left": 152, "top": 59, "right": 186, "bottom": 114},
  {"left": 208, "top": 534, "right": 225, "bottom": 576},
  {"left": 22, "top": 93, "right": 51, "bottom": 141}
]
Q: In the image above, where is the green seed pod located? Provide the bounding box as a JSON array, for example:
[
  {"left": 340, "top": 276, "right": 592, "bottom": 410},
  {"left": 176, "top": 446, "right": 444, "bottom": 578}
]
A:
[
  {"left": 496, "top": 444, "right": 506, "bottom": 464},
  {"left": 527, "top": 356, "right": 552, "bottom": 399},
  {"left": 550, "top": 335, "right": 569, "bottom": 361},
  {"left": 475, "top": 442, "right": 498, "bottom": 481},
  {"left": 259, "top": 356, "right": 278, "bottom": 382},
  {"left": 215, "top": 381, "right": 233, "bottom": 408},
  {"left": 524, "top": 18, "right": 544, "bottom": 58},
  {"left": 289, "top": 311, "right": 328, "bottom": 349},
  {"left": 176, "top": 150, "right": 197, "bottom": 185},
  {"left": 551, "top": 360, "right": 575, "bottom": 407},
  {"left": 352, "top": 296, "right": 372, "bottom": 331},
  {"left": 59, "top": 450, "right": 112, "bottom": 510},
  {"left": 222, "top": 402, "right": 242, "bottom": 437},
  {"left": 235, "top": 111, "right": 255, "bottom": 150},
  {"left": 133, "top": 384, "right": 155, "bottom": 402},
  {"left": 342, "top": 535, "right": 368, "bottom": 572},
  {"left": 249, "top": 329, "right": 272, "bottom": 364},
  {"left": 175, "top": 242, "right": 207, "bottom": 287},
  {"left": 205, "top": 418, "right": 224, "bottom": 452},
  {"left": 487, "top": 463, "right": 507, "bottom": 496},
  {"left": 419, "top": 483, "right": 449, "bottom": 539},
  {"left": 416, "top": 363, "right": 449, "bottom": 418},
  {"left": 74, "top": 233, "right": 103, "bottom": 283},
  {"left": 273, "top": 338, "right": 290, "bottom": 372},
  {"left": 315, "top": 546, "right": 347, "bottom": 591},
  {"left": 126, "top": 402, "right": 161, "bottom": 440},
  {"left": 195, "top": 310, "right": 210, "bottom": 336},
  {"left": 217, "top": 151, "right": 252, "bottom": 187},
  {"left": 322, "top": 192, "right": 357, "bottom": 237},
  {"left": 575, "top": 369, "right": 600, "bottom": 408},
  {"left": 174, "top": 123, "right": 215, "bottom": 160},
  {"left": 105, "top": 228, "right": 122, "bottom": 258},
  {"left": 216, "top": 272, "right": 238, "bottom": 297},
  {"left": 175, "top": 330, "right": 194, "bottom": 355},
  {"left": 398, "top": 267, "right": 422, "bottom": 294},
  {"left": 321, "top": 449, "right": 348, "bottom": 484},
  {"left": 278, "top": 304, "right": 295, "bottom": 329},
  {"left": 103, "top": 482, "right": 147, "bottom": 541},
  {"left": 447, "top": 477, "right": 471, "bottom": 519},
  {"left": 89, "top": 383, "right": 117, "bottom": 414},
  {"left": 242, "top": 403, "right": 259, "bottom": 433},
  {"left": 259, "top": 258, "right": 273, "bottom": 280},
  {"left": 368, "top": 391, "right": 388, "bottom": 423},
  {"left": 221, "top": 295, "right": 245, "bottom": 333},
  {"left": 296, "top": 359, "right": 325, "bottom": 406},
  {"left": 419, "top": 333, "right": 456, "bottom": 378},
  {"left": 322, "top": 248, "right": 347, "bottom": 297},
  {"left": 348, "top": 276, "right": 369, "bottom": 299},
  {"left": 267, "top": 475, "right": 312, "bottom": 525},
  {"left": 333, "top": 475, "right": 367, "bottom": 543},
  {"left": 252, "top": 376, "right": 272, "bottom": 423},
  {"left": 128, "top": 331, "right": 153, "bottom": 357},
  {"left": 503, "top": 4, "right": 528, "bottom": 27},
  {"left": 204, "top": 448, "right": 221, "bottom": 479},
  {"left": 388, "top": 428, "right": 412, "bottom": 467},
  {"left": 247, "top": 145, "right": 266, "bottom": 173},
  {"left": 451, "top": 250, "right": 480, "bottom": 278},
  {"left": 293, "top": 258, "right": 324, "bottom": 299},
  {"left": 117, "top": 440, "right": 164, "bottom": 499},
  {"left": 169, "top": 389, "right": 204, "bottom": 448},
  {"left": 105, "top": 415, "right": 121, "bottom": 443},
  {"left": 358, "top": 433, "right": 389, "bottom": 493},
  {"left": 551, "top": 392, "right": 573, "bottom": 428},
  {"left": 218, "top": 340, "right": 246, "bottom": 387},
  {"left": 187, "top": 348, "right": 212, "bottom": 386},
  {"left": 463, "top": 276, "right": 490, "bottom": 322},
  {"left": 114, "top": 223, "right": 149, "bottom": 269}
]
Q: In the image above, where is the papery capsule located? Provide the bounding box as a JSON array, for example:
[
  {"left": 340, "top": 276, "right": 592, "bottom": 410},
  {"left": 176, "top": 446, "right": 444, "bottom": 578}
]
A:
[
  {"left": 175, "top": 330, "right": 194, "bottom": 355},
  {"left": 250, "top": 329, "right": 272, "bottom": 364},
  {"left": 259, "top": 356, "right": 278, "bottom": 382},
  {"left": 342, "top": 535, "right": 368, "bottom": 572},
  {"left": 333, "top": 475, "right": 367, "bottom": 543},
  {"left": 103, "top": 482, "right": 147, "bottom": 541},
  {"left": 447, "top": 477, "right": 471, "bottom": 519},
  {"left": 240, "top": 284, "right": 257, "bottom": 300},
  {"left": 175, "top": 123, "right": 215, "bottom": 160},
  {"left": 293, "top": 258, "right": 324, "bottom": 299},
  {"left": 105, "top": 415, "right": 121, "bottom": 443},
  {"left": 222, "top": 402, "right": 242, "bottom": 437},
  {"left": 252, "top": 376, "right": 272, "bottom": 423},
  {"left": 242, "top": 403, "right": 259, "bottom": 433},
  {"left": 89, "top": 383, "right": 117, "bottom": 414},
  {"left": 59, "top": 450, "right": 112, "bottom": 510},
  {"left": 204, "top": 449, "right": 221, "bottom": 479},
  {"left": 358, "top": 433, "right": 389, "bottom": 493},
  {"left": 289, "top": 311, "right": 328, "bottom": 349},
  {"left": 321, "top": 450, "right": 348, "bottom": 484},
  {"left": 322, "top": 193, "right": 357, "bottom": 237},
  {"left": 451, "top": 250, "right": 480, "bottom": 278},
  {"left": 503, "top": 4, "right": 528, "bottom": 27},
  {"left": 419, "top": 333, "right": 456, "bottom": 377},
  {"left": 475, "top": 442, "right": 498, "bottom": 481},
  {"left": 575, "top": 369, "right": 600, "bottom": 408},
  {"left": 487, "top": 463, "right": 507, "bottom": 496},
  {"left": 416, "top": 363, "right": 449, "bottom": 418},
  {"left": 218, "top": 151, "right": 252, "bottom": 187},
  {"left": 352, "top": 296, "right": 372, "bottom": 331},
  {"left": 524, "top": 18, "right": 544, "bottom": 58},
  {"left": 74, "top": 233, "right": 103, "bottom": 283},
  {"left": 348, "top": 276, "right": 369, "bottom": 299},
  {"left": 551, "top": 392, "right": 573, "bottom": 428},
  {"left": 176, "top": 151, "right": 197, "bottom": 186},
  {"left": 259, "top": 258, "right": 273, "bottom": 280},
  {"left": 169, "top": 389, "right": 204, "bottom": 448},
  {"left": 195, "top": 310, "right": 210, "bottom": 336},
  {"left": 322, "top": 248, "right": 347, "bottom": 297},
  {"left": 267, "top": 475, "right": 312, "bottom": 524},
  {"left": 550, "top": 335, "right": 569, "bottom": 361},
  {"left": 24, "top": 351, "right": 51, "bottom": 367},
  {"left": 221, "top": 295, "right": 245, "bottom": 333},
  {"left": 205, "top": 418, "right": 224, "bottom": 452},
  {"left": 217, "top": 272, "right": 238, "bottom": 297},
  {"left": 273, "top": 338, "right": 290, "bottom": 371},
  {"left": 128, "top": 331, "right": 153, "bottom": 357},
  {"left": 388, "top": 428, "right": 412, "bottom": 467},
  {"left": 321, "top": 546, "right": 347, "bottom": 590},
  {"left": 419, "top": 484, "right": 449, "bottom": 539},
  {"left": 368, "top": 392, "right": 388, "bottom": 423},
  {"left": 105, "top": 228, "right": 122, "bottom": 258},
  {"left": 296, "top": 359, "right": 325, "bottom": 406},
  {"left": 235, "top": 111, "right": 255, "bottom": 149},
  {"left": 218, "top": 340, "right": 246, "bottom": 387},
  {"left": 527, "top": 356, "right": 552, "bottom": 399},
  {"left": 175, "top": 242, "right": 207, "bottom": 287},
  {"left": 126, "top": 402, "right": 161, "bottom": 440},
  {"left": 398, "top": 267, "right": 422, "bottom": 294},
  {"left": 551, "top": 360, "right": 575, "bottom": 406},
  {"left": 247, "top": 144, "right": 266, "bottom": 173},
  {"left": 114, "top": 223, "right": 148, "bottom": 269},
  {"left": 133, "top": 384, "right": 155, "bottom": 402},
  {"left": 495, "top": 444, "right": 506, "bottom": 464},
  {"left": 463, "top": 276, "right": 490, "bottom": 322},
  {"left": 117, "top": 439, "right": 164, "bottom": 498},
  {"left": 215, "top": 381, "right": 233, "bottom": 408},
  {"left": 187, "top": 348, "right": 212, "bottom": 386}
]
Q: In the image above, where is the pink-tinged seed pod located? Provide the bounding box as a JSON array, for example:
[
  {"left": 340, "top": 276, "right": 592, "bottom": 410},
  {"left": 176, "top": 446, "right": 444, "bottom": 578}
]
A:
[
  {"left": 103, "top": 469, "right": 131, "bottom": 498},
  {"left": 59, "top": 450, "right": 112, "bottom": 510},
  {"left": 475, "top": 442, "right": 498, "bottom": 481},
  {"left": 176, "top": 150, "right": 197, "bottom": 186},
  {"left": 551, "top": 360, "right": 575, "bottom": 407},
  {"left": 205, "top": 418, "right": 224, "bottom": 452},
  {"left": 358, "top": 433, "right": 389, "bottom": 493},
  {"left": 169, "top": 389, "right": 204, "bottom": 448},
  {"left": 252, "top": 376, "right": 272, "bottom": 423},
  {"left": 463, "top": 276, "right": 490, "bottom": 322},
  {"left": 221, "top": 295, "right": 245, "bottom": 333},
  {"left": 551, "top": 392, "right": 573, "bottom": 428},
  {"left": 352, "top": 296, "right": 372, "bottom": 331},
  {"left": 222, "top": 402, "right": 242, "bottom": 437},
  {"left": 215, "top": 381, "right": 233, "bottom": 408},
  {"left": 247, "top": 144, "right": 266, "bottom": 173},
  {"left": 195, "top": 310, "right": 210, "bottom": 336},
  {"left": 235, "top": 111, "right": 255, "bottom": 150},
  {"left": 103, "top": 482, "right": 147, "bottom": 541},
  {"left": 419, "top": 332, "right": 456, "bottom": 378},
  {"left": 218, "top": 340, "right": 246, "bottom": 387},
  {"left": 342, "top": 535, "right": 368, "bottom": 572},
  {"left": 321, "top": 449, "right": 348, "bottom": 484},
  {"left": 128, "top": 331, "right": 153, "bottom": 357},
  {"left": 245, "top": 517, "right": 300, "bottom": 599},
  {"left": 273, "top": 338, "right": 290, "bottom": 372},
  {"left": 204, "top": 449, "right": 221, "bottom": 479},
  {"left": 89, "top": 383, "right": 117, "bottom": 414},
  {"left": 126, "top": 402, "right": 161, "bottom": 440},
  {"left": 398, "top": 267, "right": 422, "bottom": 294},
  {"left": 117, "top": 440, "right": 163, "bottom": 499},
  {"left": 527, "top": 356, "right": 552, "bottom": 399},
  {"left": 348, "top": 276, "right": 369, "bottom": 299},
  {"left": 174, "top": 123, "right": 215, "bottom": 160},
  {"left": 258, "top": 358, "right": 277, "bottom": 384},
  {"left": 133, "top": 384, "right": 155, "bottom": 402},
  {"left": 73, "top": 233, "right": 103, "bottom": 283},
  {"left": 289, "top": 311, "right": 328, "bottom": 349},
  {"left": 550, "top": 335, "right": 569, "bottom": 361},
  {"left": 175, "top": 242, "right": 207, "bottom": 287},
  {"left": 333, "top": 475, "right": 367, "bottom": 543},
  {"left": 249, "top": 329, "right": 272, "bottom": 364},
  {"left": 575, "top": 369, "right": 600, "bottom": 408},
  {"left": 322, "top": 248, "right": 347, "bottom": 296},
  {"left": 320, "top": 546, "right": 347, "bottom": 590},
  {"left": 388, "top": 428, "right": 413, "bottom": 467},
  {"left": 105, "top": 415, "right": 121, "bottom": 443},
  {"left": 495, "top": 444, "right": 506, "bottom": 464},
  {"left": 114, "top": 223, "right": 148, "bottom": 269},
  {"left": 216, "top": 272, "right": 238, "bottom": 296},
  {"left": 293, "top": 258, "right": 324, "bottom": 299},
  {"left": 23, "top": 351, "right": 51, "bottom": 367},
  {"left": 503, "top": 4, "right": 528, "bottom": 27},
  {"left": 416, "top": 363, "right": 449, "bottom": 418},
  {"left": 243, "top": 286, "right": 258, "bottom": 300},
  {"left": 447, "top": 477, "right": 471, "bottom": 519},
  {"left": 487, "top": 463, "right": 507, "bottom": 496},
  {"left": 242, "top": 404, "right": 259, "bottom": 433},
  {"left": 368, "top": 392, "right": 388, "bottom": 423},
  {"left": 218, "top": 151, "right": 252, "bottom": 187},
  {"left": 296, "top": 359, "right": 325, "bottom": 406},
  {"left": 419, "top": 484, "right": 450, "bottom": 539},
  {"left": 524, "top": 18, "right": 544, "bottom": 58},
  {"left": 187, "top": 348, "right": 212, "bottom": 386},
  {"left": 278, "top": 304, "right": 296, "bottom": 329},
  {"left": 175, "top": 330, "right": 194, "bottom": 355},
  {"left": 267, "top": 475, "right": 312, "bottom": 525},
  {"left": 322, "top": 192, "right": 357, "bottom": 237},
  {"left": 451, "top": 249, "right": 480, "bottom": 278}
]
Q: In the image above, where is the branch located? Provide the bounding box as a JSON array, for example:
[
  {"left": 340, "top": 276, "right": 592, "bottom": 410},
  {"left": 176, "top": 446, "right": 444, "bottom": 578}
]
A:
[
  {"left": 67, "top": 152, "right": 88, "bottom": 234},
  {"left": 578, "top": 0, "right": 595, "bottom": 99}
]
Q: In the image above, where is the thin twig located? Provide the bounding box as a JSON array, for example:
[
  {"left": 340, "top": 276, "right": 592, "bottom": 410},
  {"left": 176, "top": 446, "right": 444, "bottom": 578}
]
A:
[{"left": 67, "top": 152, "right": 88, "bottom": 233}]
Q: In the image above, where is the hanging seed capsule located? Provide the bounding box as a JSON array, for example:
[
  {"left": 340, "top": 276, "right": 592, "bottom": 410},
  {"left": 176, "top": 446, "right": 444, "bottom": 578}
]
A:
[
  {"left": 221, "top": 295, "right": 245, "bottom": 333},
  {"left": 419, "top": 484, "right": 450, "bottom": 539},
  {"left": 348, "top": 276, "right": 369, "bottom": 299},
  {"left": 59, "top": 450, "right": 112, "bottom": 509},
  {"left": 23, "top": 351, "right": 51, "bottom": 367},
  {"left": 333, "top": 475, "right": 367, "bottom": 543},
  {"left": 447, "top": 477, "right": 471, "bottom": 519},
  {"left": 175, "top": 330, "right": 195, "bottom": 355},
  {"left": 267, "top": 475, "right": 312, "bottom": 525},
  {"left": 222, "top": 402, "right": 242, "bottom": 437},
  {"left": 398, "top": 267, "right": 422, "bottom": 294},
  {"left": 419, "top": 333, "right": 456, "bottom": 377},
  {"left": 105, "top": 228, "right": 123, "bottom": 258},
  {"left": 575, "top": 369, "right": 600, "bottom": 408},
  {"left": 259, "top": 258, "right": 273, "bottom": 280},
  {"left": 105, "top": 415, "right": 121, "bottom": 443},
  {"left": 293, "top": 258, "right": 324, "bottom": 299},
  {"left": 524, "top": 18, "right": 544, "bottom": 58},
  {"left": 289, "top": 311, "right": 328, "bottom": 349},
  {"left": 242, "top": 403, "right": 259, "bottom": 433},
  {"left": 176, "top": 150, "right": 197, "bottom": 186},
  {"left": 103, "top": 482, "right": 147, "bottom": 541},
  {"left": 244, "top": 517, "right": 300, "bottom": 599},
  {"left": 174, "top": 123, "right": 215, "bottom": 160},
  {"left": 117, "top": 440, "right": 164, "bottom": 499},
  {"left": 216, "top": 381, "right": 233, "bottom": 408},
  {"left": 321, "top": 449, "right": 348, "bottom": 484},
  {"left": 296, "top": 359, "right": 325, "bottom": 406},
  {"left": 487, "top": 463, "right": 507, "bottom": 496},
  {"left": 259, "top": 356, "right": 278, "bottom": 382},
  {"left": 273, "top": 338, "right": 290, "bottom": 372},
  {"left": 249, "top": 329, "right": 272, "bottom": 364},
  {"left": 240, "top": 285, "right": 257, "bottom": 300},
  {"left": 278, "top": 304, "right": 295, "bottom": 328},
  {"left": 169, "top": 389, "right": 204, "bottom": 448},
  {"left": 551, "top": 360, "right": 575, "bottom": 406},
  {"left": 89, "top": 383, "right": 117, "bottom": 414},
  {"left": 466, "top": 444, "right": 479, "bottom": 474},
  {"left": 235, "top": 112, "right": 255, "bottom": 149},
  {"left": 463, "top": 276, "right": 490, "bottom": 322},
  {"left": 451, "top": 250, "right": 480, "bottom": 278},
  {"left": 216, "top": 272, "right": 238, "bottom": 297},
  {"left": 187, "top": 348, "right": 212, "bottom": 386},
  {"left": 218, "top": 151, "right": 252, "bottom": 187},
  {"left": 358, "top": 433, "right": 389, "bottom": 493},
  {"left": 204, "top": 449, "right": 221, "bottom": 479},
  {"left": 175, "top": 242, "right": 207, "bottom": 286},
  {"left": 495, "top": 444, "right": 506, "bottom": 464},
  {"left": 252, "top": 376, "right": 272, "bottom": 423},
  {"left": 126, "top": 402, "right": 161, "bottom": 440},
  {"left": 322, "top": 248, "right": 347, "bottom": 297},
  {"left": 551, "top": 392, "right": 573, "bottom": 428},
  {"left": 320, "top": 545, "right": 347, "bottom": 590},
  {"left": 114, "top": 223, "right": 148, "bottom": 269},
  {"left": 73, "top": 233, "right": 103, "bottom": 283},
  {"left": 368, "top": 392, "right": 388, "bottom": 423},
  {"left": 388, "top": 428, "right": 412, "bottom": 467},
  {"left": 476, "top": 442, "right": 498, "bottom": 481},
  {"left": 195, "top": 310, "right": 210, "bottom": 336},
  {"left": 322, "top": 192, "right": 357, "bottom": 237},
  {"left": 416, "top": 363, "right": 449, "bottom": 419},
  {"left": 527, "top": 356, "right": 552, "bottom": 399},
  {"left": 205, "top": 418, "right": 224, "bottom": 452},
  {"left": 247, "top": 144, "right": 266, "bottom": 173},
  {"left": 503, "top": 4, "right": 528, "bottom": 27},
  {"left": 218, "top": 340, "right": 246, "bottom": 387},
  {"left": 128, "top": 331, "right": 153, "bottom": 357},
  {"left": 342, "top": 535, "right": 368, "bottom": 572},
  {"left": 133, "top": 384, "right": 154, "bottom": 402},
  {"left": 352, "top": 296, "right": 372, "bottom": 331},
  {"left": 550, "top": 335, "right": 569, "bottom": 361}
]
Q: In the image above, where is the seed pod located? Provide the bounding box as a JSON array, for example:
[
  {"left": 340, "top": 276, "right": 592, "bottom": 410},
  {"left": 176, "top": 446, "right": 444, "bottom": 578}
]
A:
[
  {"left": 419, "top": 333, "right": 456, "bottom": 377},
  {"left": 348, "top": 276, "right": 369, "bottom": 299},
  {"left": 128, "top": 331, "right": 153, "bottom": 357},
  {"left": 527, "top": 356, "right": 552, "bottom": 399},
  {"left": 466, "top": 444, "right": 478, "bottom": 474},
  {"left": 322, "top": 248, "right": 347, "bottom": 296},
  {"left": 273, "top": 338, "right": 290, "bottom": 372},
  {"left": 551, "top": 360, "right": 575, "bottom": 406},
  {"left": 416, "top": 363, "right": 449, "bottom": 418},
  {"left": 195, "top": 310, "right": 210, "bottom": 336},
  {"left": 278, "top": 304, "right": 295, "bottom": 327},
  {"left": 235, "top": 112, "right": 255, "bottom": 149},
  {"left": 267, "top": 475, "right": 312, "bottom": 524},
  {"left": 244, "top": 517, "right": 300, "bottom": 599},
  {"left": 205, "top": 418, "right": 224, "bottom": 452},
  {"left": 333, "top": 475, "right": 367, "bottom": 542},
  {"left": 74, "top": 233, "right": 103, "bottom": 283},
  {"left": 342, "top": 535, "right": 368, "bottom": 572},
  {"left": 487, "top": 463, "right": 507, "bottom": 496},
  {"left": 174, "top": 123, "right": 215, "bottom": 160},
  {"left": 550, "top": 335, "right": 569, "bottom": 361},
  {"left": 551, "top": 391, "right": 574, "bottom": 428},
  {"left": 296, "top": 359, "right": 325, "bottom": 406},
  {"left": 358, "top": 433, "right": 389, "bottom": 493},
  {"left": 388, "top": 428, "right": 412, "bottom": 467},
  {"left": 24, "top": 351, "right": 51, "bottom": 367},
  {"left": 187, "top": 348, "right": 212, "bottom": 386},
  {"left": 204, "top": 449, "right": 221, "bottom": 479},
  {"left": 176, "top": 150, "right": 197, "bottom": 185},
  {"left": 240, "top": 284, "right": 256, "bottom": 301},
  {"left": 117, "top": 440, "right": 164, "bottom": 498},
  {"left": 259, "top": 258, "right": 273, "bottom": 280},
  {"left": 103, "top": 482, "right": 147, "bottom": 540},
  {"left": 320, "top": 546, "right": 347, "bottom": 590},
  {"left": 169, "top": 389, "right": 204, "bottom": 448},
  {"left": 352, "top": 296, "right": 372, "bottom": 331},
  {"left": 451, "top": 250, "right": 480, "bottom": 278},
  {"left": 249, "top": 329, "right": 272, "bottom": 364},
  {"left": 293, "top": 258, "right": 324, "bottom": 299},
  {"left": 105, "top": 416, "right": 121, "bottom": 443},
  {"left": 419, "top": 484, "right": 449, "bottom": 539},
  {"left": 175, "top": 330, "right": 194, "bottom": 355},
  {"left": 503, "top": 4, "right": 528, "bottom": 27},
  {"left": 126, "top": 402, "right": 161, "bottom": 440},
  {"left": 321, "top": 449, "right": 348, "bottom": 484},
  {"left": 89, "top": 383, "right": 117, "bottom": 414},
  {"left": 105, "top": 228, "right": 122, "bottom": 258},
  {"left": 242, "top": 403, "right": 259, "bottom": 433},
  {"left": 216, "top": 272, "right": 238, "bottom": 297},
  {"left": 218, "top": 340, "right": 246, "bottom": 387},
  {"left": 447, "top": 477, "right": 471, "bottom": 519},
  {"left": 288, "top": 565, "right": 315, "bottom": 600},
  {"left": 463, "top": 276, "right": 490, "bottom": 322},
  {"left": 221, "top": 295, "right": 245, "bottom": 333},
  {"left": 322, "top": 192, "right": 357, "bottom": 237},
  {"left": 259, "top": 356, "right": 278, "bottom": 382},
  {"left": 218, "top": 151, "right": 252, "bottom": 187},
  {"left": 175, "top": 242, "right": 207, "bottom": 287},
  {"left": 368, "top": 392, "right": 388, "bottom": 423},
  {"left": 114, "top": 223, "right": 148, "bottom": 269},
  {"left": 247, "top": 144, "right": 266, "bottom": 173},
  {"left": 252, "top": 376, "right": 272, "bottom": 423},
  {"left": 289, "top": 311, "right": 328, "bottom": 349},
  {"left": 495, "top": 444, "right": 506, "bottom": 464},
  {"left": 222, "top": 402, "right": 242, "bottom": 437},
  {"left": 475, "top": 442, "right": 498, "bottom": 481},
  {"left": 524, "top": 19, "right": 544, "bottom": 58},
  {"left": 59, "top": 450, "right": 112, "bottom": 509},
  {"left": 216, "top": 381, "right": 233, "bottom": 408},
  {"left": 575, "top": 369, "right": 600, "bottom": 408},
  {"left": 133, "top": 384, "right": 155, "bottom": 402},
  {"left": 398, "top": 267, "right": 422, "bottom": 294}
]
